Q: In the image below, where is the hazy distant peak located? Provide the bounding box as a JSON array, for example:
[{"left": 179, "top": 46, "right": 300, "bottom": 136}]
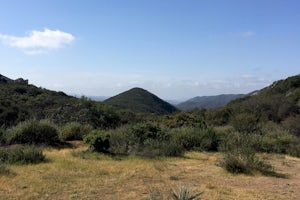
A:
[{"left": 177, "top": 94, "right": 246, "bottom": 110}]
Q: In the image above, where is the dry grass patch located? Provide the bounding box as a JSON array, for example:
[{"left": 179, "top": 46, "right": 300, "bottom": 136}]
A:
[{"left": 0, "top": 142, "right": 299, "bottom": 200}]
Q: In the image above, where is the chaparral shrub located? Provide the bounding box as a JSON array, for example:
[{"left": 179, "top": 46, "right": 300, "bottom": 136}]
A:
[{"left": 5, "top": 120, "right": 59, "bottom": 145}]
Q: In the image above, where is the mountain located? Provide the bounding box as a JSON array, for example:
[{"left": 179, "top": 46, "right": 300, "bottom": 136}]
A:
[
  {"left": 177, "top": 94, "right": 246, "bottom": 110},
  {"left": 0, "top": 74, "right": 13, "bottom": 83},
  {"left": 104, "top": 87, "right": 178, "bottom": 114},
  {"left": 165, "top": 99, "right": 182, "bottom": 106},
  {"left": 225, "top": 74, "right": 300, "bottom": 123},
  {"left": 88, "top": 96, "right": 109, "bottom": 101},
  {"left": 0, "top": 74, "right": 120, "bottom": 128}
]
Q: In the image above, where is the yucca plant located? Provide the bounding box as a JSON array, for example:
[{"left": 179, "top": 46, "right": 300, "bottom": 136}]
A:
[{"left": 171, "top": 186, "right": 202, "bottom": 200}]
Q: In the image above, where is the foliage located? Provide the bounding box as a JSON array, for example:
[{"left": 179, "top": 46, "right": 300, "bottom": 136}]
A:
[
  {"left": 84, "top": 123, "right": 185, "bottom": 157},
  {"left": 49, "top": 97, "right": 120, "bottom": 128},
  {"left": 171, "top": 185, "right": 202, "bottom": 200},
  {"left": 131, "top": 123, "right": 185, "bottom": 157},
  {"left": 205, "top": 107, "right": 231, "bottom": 126},
  {"left": 59, "top": 122, "right": 93, "bottom": 141},
  {"left": 0, "top": 145, "right": 45, "bottom": 164},
  {"left": 281, "top": 115, "right": 300, "bottom": 136},
  {"left": 0, "top": 128, "right": 5, "bottom": 145},
  {"left": 161, "top": 112, "right": 207, "bottom": 129},
  {"left": 137, "top": 138, "right": 184, "bottom": 157},
  {"left": 130, "top": 123, "right": 169, "bottom": 145},
  {"left": 219, "top": 132, "right": 282, "bottom": 176},
  {"left": 230, "top": 113, "right": 260, "bottom": 133},
  {"left": 0, "top": 79, "right": 120, "bottom": 129},
  {"left": 83, "top": 130, "right": 110, "bottom": 153},
  {"left": 107, "top": 126, "right": 130, "bottom": 154},
  {"left": 128, "top": 123, "right": 185, "bottom": 157},
  {"left": 0, "top": 164, "right": 11, "bottom": 175},
  {"left": 5, "top": 120, "right": 60, "bottom": 145},
  {"left": 171, "top": 127, "right": 219, "bottom": 151},
  {"left": 259, "top": 130, "right": 300, "bottom": 157},
  {"left": 225, "top": 74, "right": 300, "bottom": 125}
]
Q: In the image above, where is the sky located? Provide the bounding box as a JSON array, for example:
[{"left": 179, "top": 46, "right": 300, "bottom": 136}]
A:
[{"left": 0, "top": 0, "right": 299, "bottom": 100}]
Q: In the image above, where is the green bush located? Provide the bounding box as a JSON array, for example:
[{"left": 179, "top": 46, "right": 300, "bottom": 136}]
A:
[
  {"left": 59, "top": 122, "right": 93, "bottom": 141},
  {"left": 281, "top": 115, "right": 300, "bottom": 137},
  {"left": 162, "top": 112, "right": 207, "bottom": 129},
  {"left": 172, "top": 128, "right": 219, "bottom": 151},
  {"left": 7, "top": 121, "right": 57, "bottom": 144},
  {"left": 219, "top": 132, "right": 256, "bottom": 174},
  {"left": 108, "top": 127, "right": 129, "bottom": 154},
  {"left": 83, "top": 130, "right": 110, "bottom": 153},
  {"left": 0, "top": 146, "right": 45, "bottom": 164},
  {"left": 137, "top": 139, "right": 184, "bottom": 157},
  {"left": 130, "top": 123, "right": 169, "bottom": 145},
  {"left": 230, "top": 113, "right": 260, "bottom": 133},
  {"left": 205, "top": 107, "right": 231, "bottom": 126},
  {"left": 222, "top": 152, "right": 251, "bottom": 174},
  {"left": 219, "top": 132, "right": 280, "bottom": 176},
  {"left": 0, "top": 164, "right": 11, "bottom": 176},
  {"left": 129, "top": 123, "right": 185, "bottom": 157},
  {"left": 83, "top": 123, "right": 185, "bottom": 157},
  {"left": 259, "top": 130, "right": 300, "bottom": 157},
  {"left": 5, "top": 120, "right": 59, "bottom": 145},
  {"left": 0, "top": 128, "right": 5, "bottom": 144}
]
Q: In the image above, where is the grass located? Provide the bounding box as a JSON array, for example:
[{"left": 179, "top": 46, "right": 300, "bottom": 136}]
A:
[
  {"left": 0, "top": 142, "right": 299, "bottom": 200},
  {"left": 0, "top": 164, "right": 11, "bottom": 176}
]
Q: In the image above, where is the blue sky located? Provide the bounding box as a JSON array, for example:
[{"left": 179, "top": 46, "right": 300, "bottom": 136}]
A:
[{"left": 0, "top": 0, "right": 299, "bottom": 100}]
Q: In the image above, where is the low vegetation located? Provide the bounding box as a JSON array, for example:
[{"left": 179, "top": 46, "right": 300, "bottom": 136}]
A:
[
  {"left": 59, "top": 122, "right": 92, "bottom": 141},
  {"left": 4, "top": 120, "right": 59, "bottom": 145},
  {"left": 0, "top": 76, "right": 121, "bottom": 128},
  {"left": 171, "top": 186, "right": 202, "bottom": 200},
  {"left": 0, "top": 145, "right": 45, "bottom": 164},
  {"left": 0, "top": 164, "right": 11, "bottom": 176},
  {"left": 0, "top": 145, "right": 299, "bottom": 199},
  {"left": 0, "top": 74, "right": 299, "bottom": 199}
]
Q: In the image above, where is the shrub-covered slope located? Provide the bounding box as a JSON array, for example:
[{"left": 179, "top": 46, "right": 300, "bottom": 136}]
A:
[
  {"left": 0, "top": 74, "right": 120, "bottom": 128},
  {"left": 104, "top": 87, "right": 178, "bottom": 114},
  {"left": 177, "top": 94, "right": 246, "bottom": 110},
  {"left": 220, "top": 74, "right": 300, "bottom": 126}
]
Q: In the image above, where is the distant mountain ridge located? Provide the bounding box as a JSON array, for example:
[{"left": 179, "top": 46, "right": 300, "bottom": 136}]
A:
[
  {"left": 104, "top": 87, "right": 178, "bottom": 114},
  {"left": 177, "top": 94, "right": 246, "bottom": 110}
]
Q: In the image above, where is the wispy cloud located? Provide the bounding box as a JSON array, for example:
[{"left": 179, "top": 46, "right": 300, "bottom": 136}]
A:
[
  {"left": 0, "top": 28, "right": 75, "bottom": 54},
  {"left": 230, "top": 30, "right": 255, "bottom": 38}
]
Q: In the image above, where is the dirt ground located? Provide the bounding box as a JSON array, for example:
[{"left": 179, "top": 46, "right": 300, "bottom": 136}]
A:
[{"left": 0, "top": 142, "right": 299, "bottom": 200}]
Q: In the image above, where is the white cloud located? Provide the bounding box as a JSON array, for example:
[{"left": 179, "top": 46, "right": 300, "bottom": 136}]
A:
[
  {"left": 11, "top": 69, "right": 272, "bottom": 100},
  {"left": 0, "top": 28, "right": 75, "bottom": 54},
  {"left": 241, "top": 74, "right": 255, "bottom": 79},
  {"left": 230, "top": 30, "right": 255, "bottom": 38},
  {"left": 240, "top": 31, "right": 255, "bottom": 37}
]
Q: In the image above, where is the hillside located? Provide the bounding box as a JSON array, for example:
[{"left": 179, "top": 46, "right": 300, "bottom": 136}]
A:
[
  {"left": 0, "top": 74, "right": 13, "bottom": 83},
  {"left": 177, "top": 94, "right": 245, "bottom": 110},
  {"left": 0, "top": 74, "right": 120, "bottom": 128},
  {"left": 104, "top": 87, "right": 177, "bottom": 114},
  {"left": 223, "top": 74, "right": 300, "bottom": 124}
]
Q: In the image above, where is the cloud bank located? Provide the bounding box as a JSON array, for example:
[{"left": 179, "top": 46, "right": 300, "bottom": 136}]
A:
[
  {"left": 21, "top": 70, "right": 272, "bottom": 100},
  {"left": 0, "top": 29, "right": 75, "bottom": 54}
]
